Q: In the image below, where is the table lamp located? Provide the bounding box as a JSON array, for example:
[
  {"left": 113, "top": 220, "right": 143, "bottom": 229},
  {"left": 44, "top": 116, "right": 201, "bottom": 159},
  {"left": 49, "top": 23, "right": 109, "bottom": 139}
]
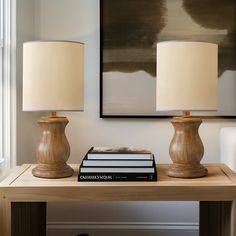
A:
[
  {"left": 156, "top": 41, "right": 218, "bottom": 178},
  {"left": 23, "top": 41, "right": 84, "bottom": 178}
]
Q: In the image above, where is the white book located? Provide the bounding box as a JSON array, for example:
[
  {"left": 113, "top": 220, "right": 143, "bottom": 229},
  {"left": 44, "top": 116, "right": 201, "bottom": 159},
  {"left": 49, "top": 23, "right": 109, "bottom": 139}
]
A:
[
  {"left": 80, "top": 167, "right": 155, "bottom": 173},
  {"left": 83, "top": 160, "right": 153, "bottom": 167},
  {"left": 87, "top": 147, "right": 153, "bottom": 160},
  {"left": 87, "top": 153, "right": 152, "bottom": 160}
]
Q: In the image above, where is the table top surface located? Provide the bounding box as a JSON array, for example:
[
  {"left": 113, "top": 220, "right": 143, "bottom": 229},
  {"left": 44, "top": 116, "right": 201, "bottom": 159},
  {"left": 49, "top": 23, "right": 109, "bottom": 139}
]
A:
[{"left": 0, "top": 164, "right": 236, "bottom": 201}]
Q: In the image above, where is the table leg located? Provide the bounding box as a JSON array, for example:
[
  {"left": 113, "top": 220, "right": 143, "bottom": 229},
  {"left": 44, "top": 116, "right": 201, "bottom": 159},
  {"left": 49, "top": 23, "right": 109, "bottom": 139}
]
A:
[
  {"left": 11, "top": 202, "right": 47, "bottom": 236},
  {"left": 231, "top": 199, "right": 236, "bottom": 236},
  {"left": 0, "top": 195, "right": 11, "bottom": 236},
  {"left": 200, "top": 201, "right": 236, "bottom": 236}
]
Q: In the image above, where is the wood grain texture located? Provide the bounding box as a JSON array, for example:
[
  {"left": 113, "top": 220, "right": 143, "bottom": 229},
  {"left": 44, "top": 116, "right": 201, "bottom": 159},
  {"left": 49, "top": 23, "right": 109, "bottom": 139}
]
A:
[
  {"left": 200, "top": 200, "right": 236, "bottom": 236},
  {"left": 0, "top": 164, "right": 236, "bottom": 236},
  {"left": 168, "top": 117, "right": 208, "bottom": 178},
  {"left": 11, "top": 202, "right": 46, "bottom": 236},
  {"left": 230, "top": 199, "right": 236, "bottom": 236},
  {"left": 200, "top": 201, "right": 233, "bottom": 236},
  {"left": 0, "top": 193, "right": 11, "bottom": 236},
  {"left": 32, "top": 116, "right": 74, "bottom": 178}
]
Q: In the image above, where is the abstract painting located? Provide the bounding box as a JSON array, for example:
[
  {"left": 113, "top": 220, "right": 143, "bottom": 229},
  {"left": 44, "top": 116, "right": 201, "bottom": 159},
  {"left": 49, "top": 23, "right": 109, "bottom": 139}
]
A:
[{"left": 100, "top": 0, "right": 236, "bottom": 117}]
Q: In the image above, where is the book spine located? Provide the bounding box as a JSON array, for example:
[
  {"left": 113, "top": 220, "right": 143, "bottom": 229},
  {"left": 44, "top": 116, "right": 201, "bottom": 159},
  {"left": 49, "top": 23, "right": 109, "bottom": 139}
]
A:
[{"left": 78, "top": 173, "right": 157, "bottom": 182}]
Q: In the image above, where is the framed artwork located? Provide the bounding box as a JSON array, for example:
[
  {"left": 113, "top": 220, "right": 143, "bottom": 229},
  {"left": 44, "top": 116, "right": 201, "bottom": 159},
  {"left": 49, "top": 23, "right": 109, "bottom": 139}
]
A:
[{"left": 100, "top": 0, "right": 236, "bottom": 118}]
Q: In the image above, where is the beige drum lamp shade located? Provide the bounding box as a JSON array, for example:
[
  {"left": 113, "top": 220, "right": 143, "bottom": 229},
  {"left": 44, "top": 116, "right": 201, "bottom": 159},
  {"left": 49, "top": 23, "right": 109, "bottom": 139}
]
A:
[
  {"left": 23, "top": 41, "right": 84, "bottom": 111},
  {"left": 156, "top": 41, "right": 218, "bottom": 111}
]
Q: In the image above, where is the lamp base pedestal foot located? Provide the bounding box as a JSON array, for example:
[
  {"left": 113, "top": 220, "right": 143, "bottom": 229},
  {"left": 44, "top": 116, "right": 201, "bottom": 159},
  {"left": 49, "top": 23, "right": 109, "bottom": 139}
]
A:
[
  {"left": 167, "top": 163, "right": 208, "bottom": 178},
  {"left": 32, "top": 163, "right": 74, "bottom": 179}
]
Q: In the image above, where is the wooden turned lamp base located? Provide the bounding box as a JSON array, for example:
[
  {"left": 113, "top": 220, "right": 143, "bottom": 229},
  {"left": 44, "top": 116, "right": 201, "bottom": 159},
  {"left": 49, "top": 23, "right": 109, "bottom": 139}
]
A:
[
  {"left": 33, "top": 112, "right": 74, "bottom": 179},
  {"left": 167, "top": 112, "right": 208, "bottom": 178}
]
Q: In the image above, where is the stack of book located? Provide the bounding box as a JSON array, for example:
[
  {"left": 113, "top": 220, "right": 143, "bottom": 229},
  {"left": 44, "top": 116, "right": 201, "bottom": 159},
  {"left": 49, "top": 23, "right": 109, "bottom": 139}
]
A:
[{"left": 78, "top": 147, "right": 157, "bottom": 181}]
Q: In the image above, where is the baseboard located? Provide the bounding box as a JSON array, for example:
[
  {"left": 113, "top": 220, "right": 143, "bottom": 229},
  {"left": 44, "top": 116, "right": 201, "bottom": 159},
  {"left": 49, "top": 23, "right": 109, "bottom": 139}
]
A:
[
  {"left": 48, "top": 221, "right": 198, "bottom": 230},
  {"left": 47, "top": 221, "right": 199, "bottom": 236}
]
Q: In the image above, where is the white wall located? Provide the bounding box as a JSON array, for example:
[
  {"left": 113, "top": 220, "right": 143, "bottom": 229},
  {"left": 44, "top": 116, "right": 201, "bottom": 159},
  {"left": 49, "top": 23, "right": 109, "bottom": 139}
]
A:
[{"left": 16, "top": 0, "right": 236, "bottom": 235}]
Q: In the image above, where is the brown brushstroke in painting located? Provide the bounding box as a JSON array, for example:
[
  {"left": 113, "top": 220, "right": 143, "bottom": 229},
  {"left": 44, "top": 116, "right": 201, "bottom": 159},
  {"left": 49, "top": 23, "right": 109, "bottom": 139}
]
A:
[
  {"left": 102, "top": 0, "right": 236, "bottom": 77},
  {"left": 183, "top": 0, "right": 236, "bottom": 74},
  {"left": 102, "top": 0, "right": 167, "bottom": 76}
]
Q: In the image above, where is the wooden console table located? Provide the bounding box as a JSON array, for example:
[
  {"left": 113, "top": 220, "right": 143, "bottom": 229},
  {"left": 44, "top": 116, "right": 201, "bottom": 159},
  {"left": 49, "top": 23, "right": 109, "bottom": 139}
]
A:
[{"left": 0, "top": 164, "right": 236, "bottom": 236}]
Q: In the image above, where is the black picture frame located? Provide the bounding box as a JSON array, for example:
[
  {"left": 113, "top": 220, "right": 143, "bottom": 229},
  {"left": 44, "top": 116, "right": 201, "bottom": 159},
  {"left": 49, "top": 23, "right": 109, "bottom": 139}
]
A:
[{"left": 100, "top": 0, "right": 236, "bottom": 118}]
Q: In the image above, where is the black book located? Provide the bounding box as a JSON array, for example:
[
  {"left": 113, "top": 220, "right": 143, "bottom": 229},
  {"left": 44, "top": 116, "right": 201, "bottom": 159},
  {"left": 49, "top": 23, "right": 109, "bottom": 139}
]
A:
[{"left": 78, "top": 172, "right": 157, "bottom": 182}]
